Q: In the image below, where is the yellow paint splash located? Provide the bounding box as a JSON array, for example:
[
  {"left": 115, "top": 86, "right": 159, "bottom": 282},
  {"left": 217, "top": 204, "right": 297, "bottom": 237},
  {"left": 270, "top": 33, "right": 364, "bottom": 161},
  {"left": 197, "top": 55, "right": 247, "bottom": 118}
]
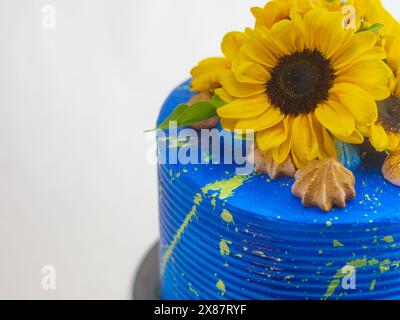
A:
[
  {"left": 333, "top": 240, "right": 344, "bottom": 248},
  {"left": 219, "top": 240, "right": 232, "bottom": 256},
  {"left": 383, "top": 236, "right": 394, "bottom": 243},
  {"left": 160, "top": 175, "right": 250, "bottom": 277},
  {"left": 252, "top": 251, "right": 267, "bottom": 258},
  {"left": 160, "top": 203, "right": 200, "bottom": 276},
  {"left": 326, "top": 221, "right": 332, "bottom": 227},
  {"left": 189, "top": 283, "right": 200, "bottom": 297},
  {"left": 284, "top": 275, "right": 294, "bottom": 281},
  {"left": 202, "top": 175, "right": 250, "bottom": 200},
  {"left": 369, "top": 279, "right": 377, "bottom": 291},
  {"left": 323, "top": 257, "right": 399, "bottom": 300},
  {"left": 216, "top": 279, "right": 226, "bottom": 296},
  {"left": 379, "top": 259, "right": 391, "bottom": 273},
  {"left": 221, "top": 209, "right": 234, "bottom": 224},
  {"left": 324, "top": 280, "right": 341, "bottom": 300},
  {"left": 323, "top": 257, "right": 368, "bottom": 300},
  {"left": 210, "top": 196, "right": 217, "bottom": 210},
  {"left": 194, "top": 193, "right": 202, "bottom": 205}
]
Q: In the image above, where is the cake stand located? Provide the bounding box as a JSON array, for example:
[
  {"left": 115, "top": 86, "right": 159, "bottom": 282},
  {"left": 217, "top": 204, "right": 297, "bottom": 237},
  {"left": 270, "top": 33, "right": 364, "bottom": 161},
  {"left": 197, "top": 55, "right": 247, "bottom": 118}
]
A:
[{"left": 133, "top": 242, "right": 160, "bottom": 300}]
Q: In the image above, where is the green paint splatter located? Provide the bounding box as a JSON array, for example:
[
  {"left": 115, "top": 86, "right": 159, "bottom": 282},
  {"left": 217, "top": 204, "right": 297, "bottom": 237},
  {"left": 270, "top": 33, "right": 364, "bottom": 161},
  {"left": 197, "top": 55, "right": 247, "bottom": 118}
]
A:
[
  {"left": 284, "top": 275, "right": 294, "bottom": 281},
  {"left": 323, "top": 258, "right": 367, "bottom": 300},
  {"left": 219, "top": 240, "right": 232, "bottom": 256},
  {"left": 216, "top": 279, "right": 226, "bottom": 296},
  {"left": 161, "top": 204, "right": 198, "bottom": 275},
  {"left": 333, "top": 240, "right": 344, "bottom": 248},
  {"left": 324, "top": 280, "right": 341, "bottom": 300},
  {"left": 221, "top": 209, "right": 234, "bottom": 224},
  {"left": 210, "top": 197, "right": 217, "bottom": 210},
  {"left": 326, "top": 221, "right": 332, "bottom": 227},
  {"left": 252, "top": 251, "right": 266, "bottom": 258},
  {"left": 188, "top": 283, "right": 200, "bottom": 297},
  {"left": 368, "top": 259, "right": 379, "bottom": 266},
  {"left": 369, "top": 279, "right": 376, "bottom": 291},
  {"left": 379, "top": 259, "right": 391, "bottom": 273},
  {"left": 202, "top": 175, "right": 250, "bottom": 200},
  {"left": 194, "top": 193, "right": 202, "bottom": 205},
  {"left": 383, "top": 236, "right": 394, "bottom": 243}
]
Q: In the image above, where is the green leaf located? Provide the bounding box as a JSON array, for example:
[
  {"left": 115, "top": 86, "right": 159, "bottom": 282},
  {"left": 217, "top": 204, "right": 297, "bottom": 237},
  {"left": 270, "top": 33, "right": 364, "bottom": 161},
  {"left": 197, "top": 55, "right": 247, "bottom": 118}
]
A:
[
  {"left": 156, "top": 104, "right": 189, "bottom": 130},
  {"left": 210, "top": 95, "right": 226, "bottom": 109},
  {"left": 149, "top": 94, "right": 226, "bottom": 131},
  {"left": 357, "top": 23, "right": 384, "bottom": 34},
  {"left": 155, "top": 101, "right": 217, "bottom": 130},
  {"left": 146, "top": 104, "right": 188, "bottom": 132},
  {"left": 175, "top": 101, "right": 217, "bottom": 125}
]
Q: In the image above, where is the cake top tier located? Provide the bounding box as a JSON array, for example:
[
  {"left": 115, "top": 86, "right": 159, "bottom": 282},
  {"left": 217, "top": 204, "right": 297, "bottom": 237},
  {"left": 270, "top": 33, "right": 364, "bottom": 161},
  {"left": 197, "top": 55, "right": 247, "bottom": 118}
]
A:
[
  {"left": 155, "top": 0, "right": 400, "bottom": 212},
  {"left": 159, "top": 80, "right": 400, "bottom": 226}
]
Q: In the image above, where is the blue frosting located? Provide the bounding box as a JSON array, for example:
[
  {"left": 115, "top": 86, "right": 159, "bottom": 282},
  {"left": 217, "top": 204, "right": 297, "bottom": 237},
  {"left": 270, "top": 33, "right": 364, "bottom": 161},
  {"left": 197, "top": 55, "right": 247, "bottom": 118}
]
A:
[{"left": 158, "top": 81, "right": 400, "bottom": 300}]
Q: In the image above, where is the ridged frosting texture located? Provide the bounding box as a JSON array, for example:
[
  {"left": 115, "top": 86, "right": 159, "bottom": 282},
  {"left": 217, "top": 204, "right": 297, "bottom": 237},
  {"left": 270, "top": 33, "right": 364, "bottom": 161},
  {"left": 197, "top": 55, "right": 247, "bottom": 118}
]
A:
[{"left": 158, "top": 81, "right": 400, "bottom": 300}]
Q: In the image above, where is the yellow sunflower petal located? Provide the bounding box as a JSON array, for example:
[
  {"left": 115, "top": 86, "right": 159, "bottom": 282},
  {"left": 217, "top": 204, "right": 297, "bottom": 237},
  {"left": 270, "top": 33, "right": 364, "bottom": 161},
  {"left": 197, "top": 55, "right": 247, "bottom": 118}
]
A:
[
  {"left": 270, "top": 18, "right": 304, "bottom": 55},
  {"left": 370, "top": 123, "right": 390, "bottom": 152},
  {"left": 214, "top": 88, "right": 234, "bottom": 103},
  {"left": 235, "top": 106, "right": 284, "bottom": 132},
  {"left": 233, "top": 62, "right": 271, "bottom": 84},
  {"left": 395, "top": 78, "right": 400, "bottom": 97},
  {"left": 387, "top": 132, "right": 400, "bottom": 152},
  {"left": 335, "top": 129, "right": 364, "bottom": 144},
  {"left": 241, "top": 28, "right": 283, "bottom": 67},
  {"left": 217, "top": 96, "right": 270, "bottom": 119},
  {"left": 291, "top": 114, "right": 319, "bottom": 167},
  {"left": 330, "top": 82, "right": 378, "bottom": 125},
  {"left": 272, "top": 117, "right": 292, "bottom": 164},
  {"left": 190, "top": 57, "right": 230, "bottom": 92},
  {"left": 220, "top": 118, "right": 238, "bottom": 131},
  {"left": 221, "top": 31, "right": 248, "bottom": 61},
  {"left": 315, "top": 100, "right": 355, "bottom": 137},
  {"left": 251, "top": 1, "right": 290, "bottom": 29},
  {"left": 384, "top": 35, "right": 400, "bottom": 72},
  {"left": 256, "top": 121, "right": 287, "bottom": 151},
  {"left": 303, "top": 8, "right": 326, "bottom": 50},
  {"left": 312, "top": 115, "right": 337, "bottom": 159},
  {"left": 332, "top": 31, "right": 380, "bottom": 69},
  {"left": 310, "top": 10, "right": 355, "bottom": 59},
  {"left": 219, "top": 70, "right": 266, "bottom": 98},
  {"left": 336, "top": 60, "right": 392, "bottom": 100}
]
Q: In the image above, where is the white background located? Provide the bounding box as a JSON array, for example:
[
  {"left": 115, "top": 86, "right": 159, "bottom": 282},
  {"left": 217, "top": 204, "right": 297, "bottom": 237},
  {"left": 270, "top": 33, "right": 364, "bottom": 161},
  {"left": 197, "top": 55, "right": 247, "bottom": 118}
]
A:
[{"left": 0, "top": 0, "right": 398, "bottom": 300}]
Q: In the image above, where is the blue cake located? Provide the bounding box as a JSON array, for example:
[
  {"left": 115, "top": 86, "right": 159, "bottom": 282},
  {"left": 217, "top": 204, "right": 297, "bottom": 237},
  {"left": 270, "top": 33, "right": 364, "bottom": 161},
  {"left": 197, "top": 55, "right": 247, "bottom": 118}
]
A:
[
  {"left": 157, "top": 81, "right": 400, "bottom": 300},
  {"left": 156, "top": 1, "right": 400, "bottom": 300}
]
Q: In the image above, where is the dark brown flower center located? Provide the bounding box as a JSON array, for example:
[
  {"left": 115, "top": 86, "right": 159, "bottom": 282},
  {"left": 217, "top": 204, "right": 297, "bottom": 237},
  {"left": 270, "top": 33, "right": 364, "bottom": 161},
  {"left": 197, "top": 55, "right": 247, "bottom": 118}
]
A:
[
  {"left": 378, "top": 95, "right": 400, "bottom": 134},
  {"left": 266, "top": 49, "right": 335, "bottom": 116}
]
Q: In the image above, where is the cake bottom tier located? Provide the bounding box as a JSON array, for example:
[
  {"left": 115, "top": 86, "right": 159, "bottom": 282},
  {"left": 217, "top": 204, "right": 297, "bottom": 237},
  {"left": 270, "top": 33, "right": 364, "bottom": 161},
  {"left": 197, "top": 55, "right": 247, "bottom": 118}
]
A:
[{"left": 158, "top": 164, "right": 400, "bottom": 300}]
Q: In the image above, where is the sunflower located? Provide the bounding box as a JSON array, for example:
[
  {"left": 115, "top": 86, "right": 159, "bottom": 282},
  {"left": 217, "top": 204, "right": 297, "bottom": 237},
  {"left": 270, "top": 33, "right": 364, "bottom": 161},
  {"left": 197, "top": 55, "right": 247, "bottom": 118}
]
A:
[
  {"left": 252, "top": 0, "right": 349, "bottom": 28},
  {"left": 367, "top": 34, "right": 400, "bottom": 152},
  {"left": 190, "top": 32, "right": 248, "bottom": 93},
  {"left": 252, "top": 0, "right": 399, "bottom": 34},
  {"left": 216, "top": 8, "right": 392, "bottom": 168}
]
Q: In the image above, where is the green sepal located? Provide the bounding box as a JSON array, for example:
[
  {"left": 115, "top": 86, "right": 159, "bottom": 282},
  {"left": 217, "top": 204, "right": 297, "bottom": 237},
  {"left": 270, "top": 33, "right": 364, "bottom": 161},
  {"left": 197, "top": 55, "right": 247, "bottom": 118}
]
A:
[
  {"left": 209, "top": 95, "right": 226, "bottom": 109},
  {"left": 357, "top": 23, "right": 384, "bottom": 34}
]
